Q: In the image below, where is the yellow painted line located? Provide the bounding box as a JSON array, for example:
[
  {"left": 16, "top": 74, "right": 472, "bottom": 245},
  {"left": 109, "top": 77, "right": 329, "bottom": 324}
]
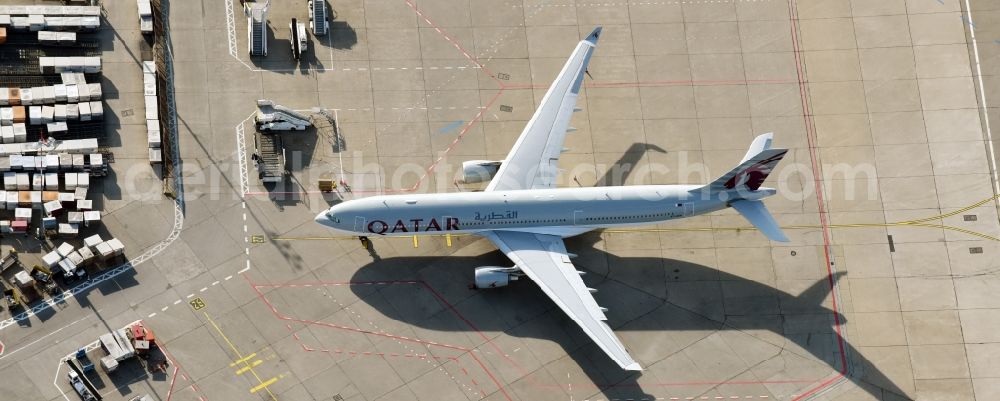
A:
[
  {"left": 229, "top": 352, "right": 257, "bottom": 367},
  {"left": 268, "top": 194, "right": 1000, "bottom": 243},
  {"left": 250, "top": 376, "right": 279, "bottom": 394},
  {"left": 235, "top": 359, "right": 263, "bottom": 375},
  {"left": 204, "top": 312, "right": 277, "bottom": 401},
  {"left": 412, "top": 235, "right": 419, "bottom": 248}
]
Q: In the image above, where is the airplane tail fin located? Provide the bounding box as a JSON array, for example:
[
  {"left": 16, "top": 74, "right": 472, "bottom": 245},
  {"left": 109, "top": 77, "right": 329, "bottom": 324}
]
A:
[
  {"left": 696, "top": 133, "right": 790, "bottom": 242},
  {"left": 704, "top": 133, "right": 788, "bottom": 192}
]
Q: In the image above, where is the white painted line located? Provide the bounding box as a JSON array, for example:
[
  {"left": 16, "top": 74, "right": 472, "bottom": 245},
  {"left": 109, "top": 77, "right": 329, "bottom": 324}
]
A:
[
  {"left": 200, "top": 287, "right": 208, "bottom": 292},
  {"left": 148, "top": 313, "right": 156, "bottom": 318},
  {"left": 161, "top": 306, "right": 169, "bottom": 311},
  {"left": 212, "top": 281, "right": 220, "bottom": 286},
  {"left": 963, "top": 0, "right": 999, "bottom": 195},
  {"left": 0, "top": 314, "right": 92, "bottom": 361},
  {"left": 186, "top": 294, "right": 194, "bottom": 299},
  {"left": 225, "top": 275, "right": 233, "bottom": 281},
  {"left": 173, "top": 299, "right": 182, "bottom": 305}
]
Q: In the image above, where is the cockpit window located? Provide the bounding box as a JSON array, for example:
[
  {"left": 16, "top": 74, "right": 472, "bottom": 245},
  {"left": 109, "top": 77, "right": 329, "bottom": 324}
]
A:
[{"left": 329, "top": 214, "right": 340, "bottom": 223}]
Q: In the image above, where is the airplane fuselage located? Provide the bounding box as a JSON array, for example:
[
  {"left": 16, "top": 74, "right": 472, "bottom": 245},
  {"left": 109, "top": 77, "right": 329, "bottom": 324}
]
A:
[{"left": 316, "top": 185, "right": 774, "bottom": 238}]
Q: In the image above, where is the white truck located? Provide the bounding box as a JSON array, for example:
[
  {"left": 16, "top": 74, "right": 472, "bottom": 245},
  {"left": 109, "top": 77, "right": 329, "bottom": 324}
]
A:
[
  {"left": 290, "top": 18, "right": 308, "bottom": 60},
  {"left": 68, "top": 371, "right": 97, "bottom": 401}
]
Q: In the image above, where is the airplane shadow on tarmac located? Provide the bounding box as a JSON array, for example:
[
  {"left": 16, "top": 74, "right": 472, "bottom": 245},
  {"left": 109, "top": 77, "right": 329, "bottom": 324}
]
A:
[
  {"left": 337, "top": 143, "right": 910, "bottom": 400},
  {"left": 347, "top": 234, "right": 910, "bottom": 401}
]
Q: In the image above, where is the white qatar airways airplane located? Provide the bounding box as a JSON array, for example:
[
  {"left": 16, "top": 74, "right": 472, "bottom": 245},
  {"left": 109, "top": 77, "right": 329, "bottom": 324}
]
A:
[{"left": 315, "top": 27, "right": 789, "bottom": 371}]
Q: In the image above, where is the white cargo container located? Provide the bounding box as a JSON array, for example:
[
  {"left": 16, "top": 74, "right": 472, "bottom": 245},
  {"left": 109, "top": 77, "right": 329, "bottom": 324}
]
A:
[
  {"left": 44, "top": 172, "right": 57, "bottom": 190},
  {"left": 84, "top": 233, "right": 103, "bottom": 249},
  {"left": 14, "top": 207, "right": 31, "bottom": 221},
  {"left": 77, "top": 172, "right": 89, "bottom": 188},
  {"left": 90, "top": 101, "right": 103, "bottom": 119},
  {"left": 56, "top": 242, "right": 76, "bottom": 258},
  {"left": 41, "top": 105, "right": 54, "bottom": 123},
  {"left": 78, "top": 102, "right": 91, "bottom": 121},
  {"left": 4, "top": 191, "right": 15, "bottom": 209},
  {"left": 0, "top": 88, "right": 7, "bottom": 106},
  {"left": 77, "top": 199, "right": 91, "bottom": 210},
  {"left": 44, "top": 155, "right": 58, "bottom": 170},
  {"left": 28, "top": 106, "right": 41, "bottom": 125},
  {"left": 58, "top": 192, "right": 74, "bottom": 203},
  {"left": 66, "top": 104, "right": 78, "bottom": 120},
  {"left": 142, "top": 61, "right": 156, "bottom": 74},
  {"left": 67, "top": 211, "right": 83, "bottom": 225},
  {"left": 64, "top": 172, "right": 76, "bottom": 189},
  {"left": 43, "top": 199, "right": 61, "bottom": 215},
  {"left": 12, "top": 123, "right": 26, "bottom": 142},
  {"left": 42, "top": 86, "right": 55, "bottom": 104},
  {"left": 58, "top": 223, "right": 77, "bottom": 237},
  {"left": 107, "top": 238, "right": 124, "bottom": 256},
  {"left": 30, "top": 191, "right": 41, "bottom": 208},
  {"left": 42, "top": 251, "right": 61, "bottom": 268},
  {"left": 144, "top": 95, "right": 157, "bottom": 120},
  {"left": 66, "top": 84, "right": 78, "bottom": 103},
  {"left": 30, "top": 172, "right": 41, "bottom": 190},
  {"left": 77, "top": 83, "right": 90, "bottom": 101},
  {"left": 15, "top": 173, "right": 28, "bottom": 190},
  {"left": 57, "top": 258, "right": 76, "bottom": 275},
  {"left": 83, "top": 210, "right": 100, "bottom": 225},
  {"left": 20, "top": 88, "right": 33, "bottom": 106},
  {"left": 147, "top": 129, "right": 160, "bottom": 148},
  {"left": 47, "top": 121, "right": 68, "bottom": 134},
  {"left": 54, "top": 84, "right": 67, "bottom": 102},
  {"left": 95, "top": 241, "right": 113, "bottom": 259},
  {"left": 148, "top": 148, "right": 162, "bottom": 164},
  {"left": 0, "top": 107, "right": 12, "bottom": 125},
  {"left": 77, "top": 246, "right": 94, "bottom": 264},
  {"left": 0, "top": 126, "right": 11, "bottom": 144},
  {"left": 88, "top": 83, "right": 101, "bottom": 100},
  {"left": 53, "top": 104, "right": 66, "bottom": 121}
]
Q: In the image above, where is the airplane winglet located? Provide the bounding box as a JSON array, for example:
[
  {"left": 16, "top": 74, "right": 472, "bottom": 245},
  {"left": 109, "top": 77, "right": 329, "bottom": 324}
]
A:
[{"left": 585, "top": 27, "right": 602, "bottom": 45}]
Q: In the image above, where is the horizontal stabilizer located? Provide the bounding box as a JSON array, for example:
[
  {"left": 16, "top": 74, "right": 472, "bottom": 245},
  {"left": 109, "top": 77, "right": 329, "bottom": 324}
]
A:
[{"left": 731, "top": 199, "right": 788, "bottom": 242}]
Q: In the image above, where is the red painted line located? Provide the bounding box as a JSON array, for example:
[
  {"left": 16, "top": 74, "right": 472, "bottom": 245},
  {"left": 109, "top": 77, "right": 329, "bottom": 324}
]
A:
[
  {"left": 154, "top": 320, "right": 209, "bottom": 401},
  {"left": 784, "top": 0, "right": 849, "bottom": 399},
  {"left": 165, "top": 366, "right": 179, "bottom": 401},
  {"left": 402, "top": 0, "right": 504, "bottom": 86}
]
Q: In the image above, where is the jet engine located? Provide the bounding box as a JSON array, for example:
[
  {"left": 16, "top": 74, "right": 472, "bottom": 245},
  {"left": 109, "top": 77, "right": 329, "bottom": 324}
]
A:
[
  {"left": 473, "top": 266, "right": 521, "bottom": 289},
  {"left": 460, "top": 160, "right": 503, "bottom": 184}
]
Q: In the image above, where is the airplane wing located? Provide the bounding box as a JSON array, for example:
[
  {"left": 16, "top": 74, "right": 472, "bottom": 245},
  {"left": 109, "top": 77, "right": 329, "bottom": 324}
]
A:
[
  {"left": 485, "top": 27, "right": 601, "bottom": 191},
  {"left": 482, "top": 230, "right": 642, "bottom": 371}
]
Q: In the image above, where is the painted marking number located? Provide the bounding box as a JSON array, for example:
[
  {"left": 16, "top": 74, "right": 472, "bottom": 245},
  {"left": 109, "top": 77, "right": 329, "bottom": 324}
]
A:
[
  {"left": 250, "top": 235, "right": 265, "bottom": 243},
  {"left": 189, "top": 298, "right": 207, "bottom": 310},
  {"left": 496, "top": 72, "right": 510, "bottom": 80},
  {"left": 499, "top": 105, "right": 513, "bottom": 113}
]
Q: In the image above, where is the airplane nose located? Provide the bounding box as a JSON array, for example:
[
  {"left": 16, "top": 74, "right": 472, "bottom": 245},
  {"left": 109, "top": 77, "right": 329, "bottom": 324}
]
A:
[{"left": 314, "top": 211, "right": 331, "bottom": 227}]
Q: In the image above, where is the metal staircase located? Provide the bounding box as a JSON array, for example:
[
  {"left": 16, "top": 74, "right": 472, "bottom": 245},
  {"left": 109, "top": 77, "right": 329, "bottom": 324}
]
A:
[
  {"left": 309, "top": 0, "right": 328, "bottom": 36},
  {"left": 246, "top": 1, "right": 269, "bottom": 56}
]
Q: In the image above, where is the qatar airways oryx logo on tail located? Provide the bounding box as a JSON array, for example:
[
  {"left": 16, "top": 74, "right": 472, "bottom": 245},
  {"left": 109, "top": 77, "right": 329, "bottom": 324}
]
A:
[
  {"left": 724, "top": 151, "right": 786, "bottom": 191},
  {"left": 367, "top": 218, "right": 460, "bottom": 234}
]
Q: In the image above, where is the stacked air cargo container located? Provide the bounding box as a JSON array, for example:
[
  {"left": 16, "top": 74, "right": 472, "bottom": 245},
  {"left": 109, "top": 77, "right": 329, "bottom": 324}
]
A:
[
  {"left": 143, "top": 61, "right": 161, "bottom": 164},
  {"left": 11, "top": 73, "right": 104, "bottom": 133}
]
